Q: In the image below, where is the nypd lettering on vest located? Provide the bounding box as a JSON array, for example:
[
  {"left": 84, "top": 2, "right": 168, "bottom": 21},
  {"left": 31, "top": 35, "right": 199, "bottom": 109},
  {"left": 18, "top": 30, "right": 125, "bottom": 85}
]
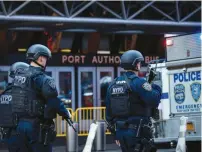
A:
[
  {"left": 174, "top": 71, "right": 201, "bottom": 83},
  {"left": 112, "top": 87, "right": 124, "bottom": 94},
  {"left": 174, "top": 84, "right": 185, "bottom": 104},
  {"left": 0, "top": 95, "right": 12, "bottom": 104},
  {"left": 14, "top": 76, "right": 26, "bottom": 84},
  {"left": 116, "top": 81, "right": 126, "bottom": 84},
  {"left": 190, "top": 82, "right": 201, "bottom": 102}
]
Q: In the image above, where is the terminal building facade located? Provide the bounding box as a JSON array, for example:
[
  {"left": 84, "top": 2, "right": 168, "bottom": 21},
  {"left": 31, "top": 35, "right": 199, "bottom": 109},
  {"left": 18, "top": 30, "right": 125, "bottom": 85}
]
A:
[
  {"left": 0, "top": 31, "right": 165, "bottom": 110},
  {"left": 0, "top": 1, "right": 200, "bottom": 111}
]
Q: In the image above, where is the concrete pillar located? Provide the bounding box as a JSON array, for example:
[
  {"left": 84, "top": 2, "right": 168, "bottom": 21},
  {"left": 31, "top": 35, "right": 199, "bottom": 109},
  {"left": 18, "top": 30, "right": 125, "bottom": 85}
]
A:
[
  {"left": 94, "top": 120, "right": 106, "bottom": 151},
  {"left": 66, "top": 122, "right": 78, "bottom": 152}
]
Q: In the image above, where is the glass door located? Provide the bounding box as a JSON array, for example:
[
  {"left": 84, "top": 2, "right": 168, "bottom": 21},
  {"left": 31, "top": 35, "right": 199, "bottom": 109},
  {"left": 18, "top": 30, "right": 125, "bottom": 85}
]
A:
[
  {"left": 46, "top": 67, "right": 56, "bottom": 77},
  {"left": 97, "top": 67, "right": 114, "bottom": 107},
  {"left": 55, "top": 67, "right": 75, "bottom": 134},
  {"left": 96, "top": 67, "right": 114, "bottom": 121},
  {"left": 0, "top": 66, "right": 9, "bottom": 93},
  {"left": 117, "top": 67, "right": 125, "bottom": 77},
  {"left": 78, "top": 67, "right": 96, "bottom": 108},
  {"left": 55, "top": 67, "right": 75, "bottom": 110},
  {"left": 78, "top": 67, "right": 96, "bottom": 133}
]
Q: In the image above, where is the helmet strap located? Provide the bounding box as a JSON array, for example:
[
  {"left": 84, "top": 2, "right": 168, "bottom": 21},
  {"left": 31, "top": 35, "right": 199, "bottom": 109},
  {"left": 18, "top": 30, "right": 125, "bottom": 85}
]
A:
[
  {"left": 33, "top": 60, "right": 46, "bottom": 70},
  {"left": 134, "top": 67, "right": 139, "bottom": 71},
  {"left": 133, "top": 65, "right": 139, "bottom": 71}
]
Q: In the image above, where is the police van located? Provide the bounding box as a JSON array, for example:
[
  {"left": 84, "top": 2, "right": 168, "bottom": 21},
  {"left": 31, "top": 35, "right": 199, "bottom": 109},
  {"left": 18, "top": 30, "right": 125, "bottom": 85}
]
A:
[{"left": 149, "top": 33, "right": 201, "bottom": 151}]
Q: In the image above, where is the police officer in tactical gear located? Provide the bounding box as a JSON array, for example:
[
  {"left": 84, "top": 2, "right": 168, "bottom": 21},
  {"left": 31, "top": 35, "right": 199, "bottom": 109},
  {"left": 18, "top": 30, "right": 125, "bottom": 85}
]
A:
[
  {"left": 0, "top": 62, "right": 29, "bottom": 152},
  {"left": 12, "top": 44, "right": 73, "bottom": 152},
  {"left": 105, "top": 50, "right": 162, "bottom": 152},
  {"left": 9, "top": 62, "right": 30, "bottom": 79}
]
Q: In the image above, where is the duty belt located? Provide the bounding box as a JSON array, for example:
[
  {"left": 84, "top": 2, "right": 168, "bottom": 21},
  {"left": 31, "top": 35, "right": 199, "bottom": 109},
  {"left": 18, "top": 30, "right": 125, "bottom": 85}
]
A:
[
  {"left": 115, "top": 121, "right": 139, "bottom": 130},
  {"left": 115, "top": 119, "right": 144, "bottom": 138}
]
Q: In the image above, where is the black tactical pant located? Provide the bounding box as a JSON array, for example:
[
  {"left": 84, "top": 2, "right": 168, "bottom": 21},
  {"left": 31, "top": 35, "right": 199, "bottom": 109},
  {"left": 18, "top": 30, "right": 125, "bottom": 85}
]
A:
[
  {"left": 0, "top": 127, "right": 25, "bottom": 152},
  {"left": 7, "top": 129, "right": 23, "bottom": 152},
  {"left": 115, "top": 120, "right": 156, "bottom": 152},
  {"left": 118, "top": 130, "right": 157, "bottom": 152},
  {"left": 16, "top": 119, "right": 53, "bottom": 152}
]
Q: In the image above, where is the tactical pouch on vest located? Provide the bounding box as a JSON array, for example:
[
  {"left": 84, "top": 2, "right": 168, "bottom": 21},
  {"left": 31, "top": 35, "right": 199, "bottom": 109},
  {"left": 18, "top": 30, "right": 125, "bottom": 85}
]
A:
[
  {"left": 11, "top": 89, "right": 27, "bottom": 114},
  {"left": 0, "top": 104, "right": 15, "bottom": 128},
  {"left": 28, "top": 100, "right": 45, "bottom": 117},
  {"left": 110, "top": 91, "right": 130, "bottom": 117},
  {"left": 110, "top": 75, "right": 131, "bottom": 117}
]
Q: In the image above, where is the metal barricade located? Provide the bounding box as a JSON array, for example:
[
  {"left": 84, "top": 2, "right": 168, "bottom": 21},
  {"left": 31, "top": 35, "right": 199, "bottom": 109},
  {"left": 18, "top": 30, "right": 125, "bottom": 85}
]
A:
[
  {"left": 75, "top": 107, "right": 111, "bottom": 136},
  {"left": 56, "top": 107, "right": 111, "bottom": 137},
  {"left": 56, "top": 108, "right": 74, "bottom": 137}
]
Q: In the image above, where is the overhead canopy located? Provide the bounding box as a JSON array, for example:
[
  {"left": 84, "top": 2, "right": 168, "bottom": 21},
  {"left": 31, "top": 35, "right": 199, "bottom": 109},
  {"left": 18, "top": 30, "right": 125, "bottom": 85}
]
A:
[{"left": 0, "top": 1, "right": 201, "bottom": 34}]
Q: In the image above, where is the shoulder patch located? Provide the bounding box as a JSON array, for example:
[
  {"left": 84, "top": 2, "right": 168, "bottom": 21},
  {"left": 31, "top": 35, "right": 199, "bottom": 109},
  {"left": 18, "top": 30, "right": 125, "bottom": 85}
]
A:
[
  {"left": 142, "top": 82, "right": 152, "bottom": 91},
  {"left": 47, "top": 78, "right": 56, "bottom": 89}
]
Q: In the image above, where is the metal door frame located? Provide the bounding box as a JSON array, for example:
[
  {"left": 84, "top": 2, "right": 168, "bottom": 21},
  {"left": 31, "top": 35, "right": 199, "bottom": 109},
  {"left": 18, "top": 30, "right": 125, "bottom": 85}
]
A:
[
  {"left": 46, "top": 66, "right": 57, "bottom": 78},
  {"left": 96, "top": 67, "right": 114, "bottom": 107},
  {"left": 78, "top": 67, "right": 96, "bottom": 108},
  {"left": 55, "top": 67, "right": 75, "bottom": 110},
  {"left": 117, "top": 67, "right": 125, "bottom": 77},
  {"left": 0, "top": 66, "right": 10, "bottom": 92},
  {"left": 1, "top": 66, "right": 11, "bottom": 82}
]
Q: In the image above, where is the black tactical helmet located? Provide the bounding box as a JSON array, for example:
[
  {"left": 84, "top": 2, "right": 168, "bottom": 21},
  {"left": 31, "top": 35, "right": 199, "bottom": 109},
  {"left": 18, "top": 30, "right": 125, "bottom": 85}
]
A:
[
  {"left": 26, "top": 44, "right": 51, "bottom": 62},
  {"left": 9, "top": 62, "right": 29, "bottom": 78},
  {"left": 120, "top": 50, "right": 144, "bottom": 70}
]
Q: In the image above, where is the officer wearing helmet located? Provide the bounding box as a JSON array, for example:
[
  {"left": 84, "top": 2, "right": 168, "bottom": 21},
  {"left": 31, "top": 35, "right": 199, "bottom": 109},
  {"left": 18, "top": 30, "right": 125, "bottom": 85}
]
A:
[
  {"left": 105, "top": 50, "right": 161, "bottom": 152},
  {"left": 0, "top": 62, "right": 29, "bottom": 152},
  {"left": 9, "top": 62, "right": 30, "bottom": 79},
  {"left": 11, "top": 44, "right": 74, "bottom": 152}
]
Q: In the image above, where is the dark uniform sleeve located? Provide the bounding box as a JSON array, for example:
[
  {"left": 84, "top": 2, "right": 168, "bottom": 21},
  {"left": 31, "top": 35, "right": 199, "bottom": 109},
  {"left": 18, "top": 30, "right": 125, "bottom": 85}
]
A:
[
  {"left": 46, "top": 97, "right": 71, "bottom": 119},
  {"left": 41, "top": 76, "right": 58, "bottom": 99},
  {"left": 33, "top": 75, "right": 71, "bottom": 119},
  {"left": 131, "top": 78, "right": 161, "bottom": 107}
]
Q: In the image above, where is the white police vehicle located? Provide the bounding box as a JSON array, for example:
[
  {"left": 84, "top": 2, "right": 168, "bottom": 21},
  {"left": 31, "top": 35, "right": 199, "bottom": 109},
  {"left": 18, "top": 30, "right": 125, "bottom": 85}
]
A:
[{"left": 148, "top": 33, "right": 201, "bottom": 151}]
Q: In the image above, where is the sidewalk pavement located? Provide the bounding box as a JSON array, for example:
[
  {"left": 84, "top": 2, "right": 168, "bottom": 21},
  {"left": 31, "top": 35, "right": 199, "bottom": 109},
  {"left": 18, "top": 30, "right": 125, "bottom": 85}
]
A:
[{"left": 0, "top": 144, "right": 175, "bottom": 152}]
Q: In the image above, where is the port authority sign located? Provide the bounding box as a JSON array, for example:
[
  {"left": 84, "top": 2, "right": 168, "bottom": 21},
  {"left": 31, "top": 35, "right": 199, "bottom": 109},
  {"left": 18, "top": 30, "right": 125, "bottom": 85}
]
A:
[
  {"left": 1, "top": 53, "right": 160, "bottom": 67},
  {"left": 61, "top": 54, "right": 159, "bottom": 66}
]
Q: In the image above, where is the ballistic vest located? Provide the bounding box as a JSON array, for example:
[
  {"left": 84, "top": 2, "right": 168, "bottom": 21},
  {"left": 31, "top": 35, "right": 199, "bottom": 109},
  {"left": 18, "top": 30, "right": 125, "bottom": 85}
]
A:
[
  {"left": 11, "top": 67, "right": 45, "bottom": 118},
  {"left": 0, "top": 85, "right": 15, "bottom": 127},
  {"left": 109, "top": 74, "right": 152, "bottom": 118}
]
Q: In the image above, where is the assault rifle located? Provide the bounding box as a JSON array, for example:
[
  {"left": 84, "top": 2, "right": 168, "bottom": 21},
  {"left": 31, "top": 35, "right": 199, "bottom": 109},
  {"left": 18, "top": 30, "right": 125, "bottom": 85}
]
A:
[
  {"left": 104, "top": 120, "right": 115, "bottom": 134},
  {"left": 65, "top": 117, "right": 77, "bottom": 132}
]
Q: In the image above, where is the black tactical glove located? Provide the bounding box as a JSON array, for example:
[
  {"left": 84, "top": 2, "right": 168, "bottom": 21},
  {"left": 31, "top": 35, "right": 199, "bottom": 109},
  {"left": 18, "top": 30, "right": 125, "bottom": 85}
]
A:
[
  {"left": 151, "top": 108, "right": 160, "bottom": 121},
  {"left": 148, "top": 68, "right": 157, "bottom": 83}
]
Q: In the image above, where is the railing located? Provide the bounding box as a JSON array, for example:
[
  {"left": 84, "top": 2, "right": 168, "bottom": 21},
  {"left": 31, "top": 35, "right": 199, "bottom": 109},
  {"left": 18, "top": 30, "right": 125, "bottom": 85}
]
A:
[
  {"left": 55, "top": 107, "right": 111, "bottom": 136},
  {"left": 56, "top": 108, "right": 74, "bottom": 137}
]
